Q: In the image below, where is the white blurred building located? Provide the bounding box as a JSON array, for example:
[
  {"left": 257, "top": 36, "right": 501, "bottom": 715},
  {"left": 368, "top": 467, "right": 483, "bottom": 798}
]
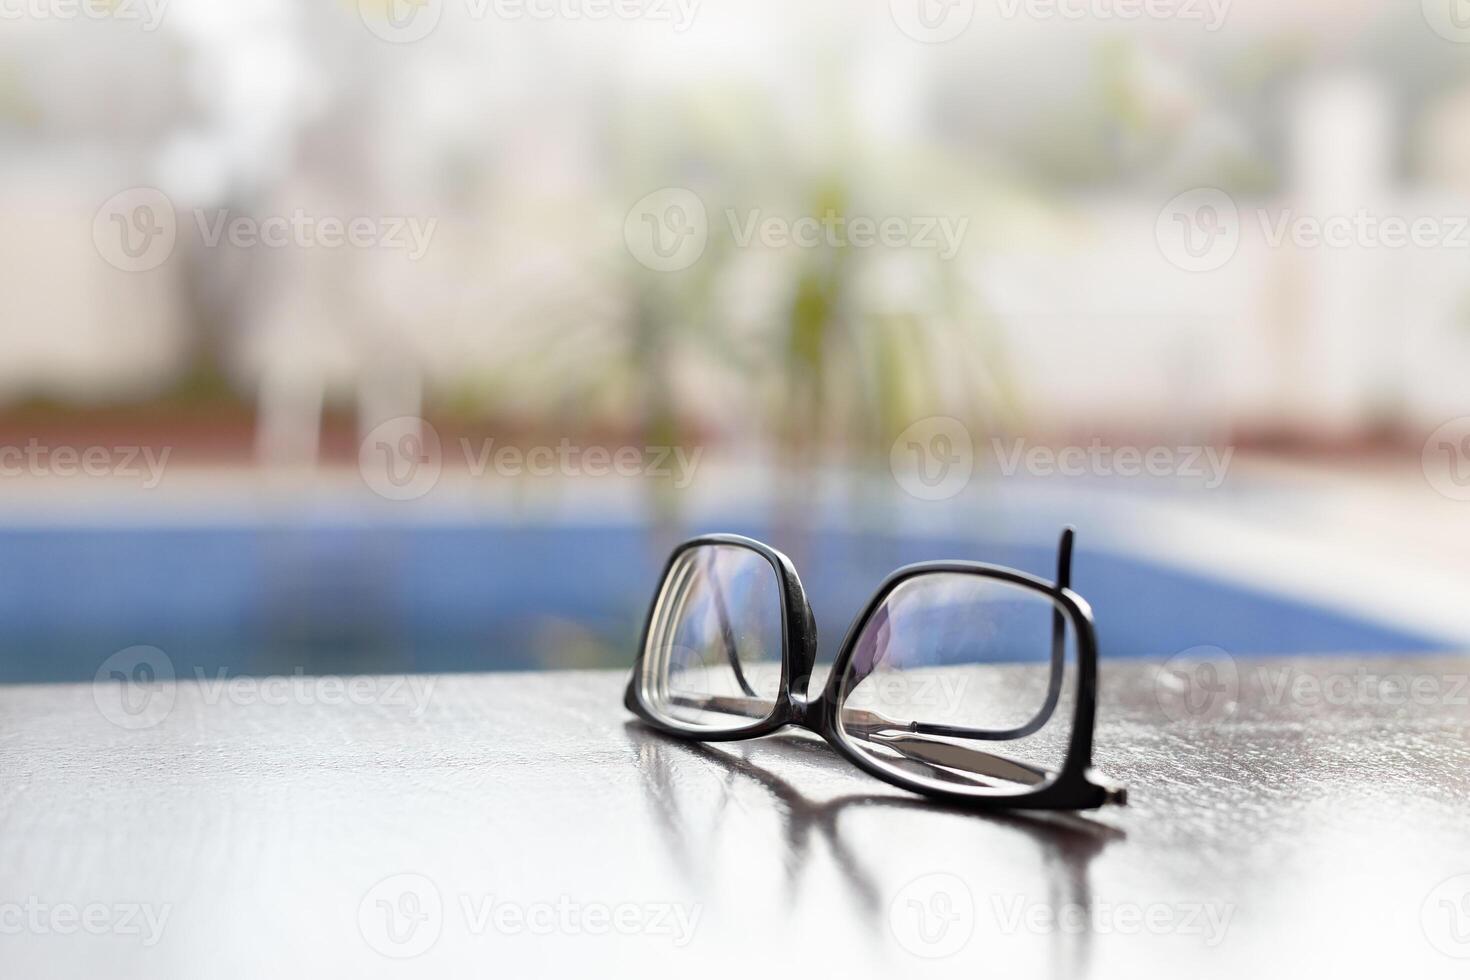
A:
[{"left": 5, "top": 3, "right": 1470, "bottom": 450}]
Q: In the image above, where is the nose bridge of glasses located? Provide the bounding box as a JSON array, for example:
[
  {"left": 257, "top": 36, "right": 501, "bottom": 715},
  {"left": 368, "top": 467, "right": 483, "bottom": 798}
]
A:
[
  {"left": 787, "top": 692, "right": 814, "bottom": 729},
  {"left": 786, "top": 689, "right": 842, "bottom": 735},
  {"left": 780, "top": 588, "right": 820, "bottom": 699}
]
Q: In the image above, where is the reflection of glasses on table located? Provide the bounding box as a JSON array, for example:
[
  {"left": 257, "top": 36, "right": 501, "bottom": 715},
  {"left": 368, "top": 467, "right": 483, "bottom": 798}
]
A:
[{"left": 625, "top": 529, "right": 1127, "bottom": 811}]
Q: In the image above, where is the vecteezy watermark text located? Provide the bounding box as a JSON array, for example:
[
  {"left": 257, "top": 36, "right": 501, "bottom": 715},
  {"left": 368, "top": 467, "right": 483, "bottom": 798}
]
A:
[
  {"left": 0, "top": 0, "right": 169, "bottom": 29},
  {"left": 91, "top": 646, "right": 439, "bottom": 731},
  {"left": 990, "top": 895, "right": 1234, "bottom": 946},
  {"left": 1157, "top": 188, "right": 1470, "bottom": 272},
  {"left": 194, "top": 669, "right": 437, "bottom": 717},
  {"left": 840, "top": 671, "right": 969, "bottom": 718},
  {"left": 0, "top": 440, "right": 170, "bottom": 488},
  {"left": 623, "top": 188, "right": 970, "bottom": 272},
  {"left": 458, "top": 895, "right": 700, "bottom": 945},
  {"left": 461, "top": 438, "right": 701, "bottom": 488},
  {"left": 92, "top": 187, "right": 439, "bottom": 272},
  {"left": 994, "top": 0, "right": 1229, "bottom": 29},
  {"left": 992, "top": 437, "right": 1234, "bottom": 488},
  {"left": 889, "top": 418, "right": 1236, "bottom": 502},
  {"left": 358, "top": 417, "right": 704, "bottom": 502},
  {"left": 887, "top": 872, "right": 1233, "bottom": 959},
  {"left": 725, "top": 209, "right": 969, "bottom": 260},
  {"left": 1156, "top": 646, "right": 1470, "bottom": 722},
  {"left": 889, "top": 0, "right": 1228, "bottom": 44},
  {"left": 0, "top": 899, "right": 172, "bottom": 946},
  {"left": 357, "top": 873, "right": 701, "bottom": 958},
  {"left": 194, "top": 209, "right": 436, "bottom": 260},
  {"left": 1256, "top": 665, "right": 1470, "bottom": 709},
  {"left": 357, "top": 0, "right": 699, "bottom": 44}
]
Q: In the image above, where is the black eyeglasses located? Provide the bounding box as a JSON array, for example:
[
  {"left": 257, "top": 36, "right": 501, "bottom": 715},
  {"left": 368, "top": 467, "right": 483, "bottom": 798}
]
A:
[{"left": 625, "top": 528, "right": 1127, "bottom": 811}]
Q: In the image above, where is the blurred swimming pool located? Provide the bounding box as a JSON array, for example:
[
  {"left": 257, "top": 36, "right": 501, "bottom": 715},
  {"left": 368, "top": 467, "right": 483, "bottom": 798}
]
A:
[{"left": 0, "top": 519, "right": 1449, "bottom": 684}]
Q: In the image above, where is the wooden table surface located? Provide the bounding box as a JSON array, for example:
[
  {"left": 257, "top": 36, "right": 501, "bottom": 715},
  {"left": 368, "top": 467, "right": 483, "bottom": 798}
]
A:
[{"left": 4, "top": 655, "right": 1470, "bottom": 978}]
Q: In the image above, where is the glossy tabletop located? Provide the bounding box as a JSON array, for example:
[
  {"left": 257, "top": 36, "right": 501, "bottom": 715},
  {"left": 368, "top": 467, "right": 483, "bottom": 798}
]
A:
[{"left": 3, "top": 656, "right": 1470, "bottom": 978}]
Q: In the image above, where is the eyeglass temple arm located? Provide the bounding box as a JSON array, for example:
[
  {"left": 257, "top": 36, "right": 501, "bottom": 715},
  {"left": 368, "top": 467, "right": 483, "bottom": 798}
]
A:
[
  {"left": 666, "top": 692, "right": 774, "bottom": 719},
  {"left": 1009, "top": 525, "right": 1074, "bottom": 736},
  {"left": 850, "top": 730, "right": 1050, "bottom": 787},
  {"left": 662, "top": 692, "right": 1051, "bottom": 789}
]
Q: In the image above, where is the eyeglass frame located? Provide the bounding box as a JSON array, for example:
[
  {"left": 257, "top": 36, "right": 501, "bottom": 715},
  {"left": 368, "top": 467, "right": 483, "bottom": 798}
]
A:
[{"left": 624, "top": 528, "right": 1128, "bottom": 811}]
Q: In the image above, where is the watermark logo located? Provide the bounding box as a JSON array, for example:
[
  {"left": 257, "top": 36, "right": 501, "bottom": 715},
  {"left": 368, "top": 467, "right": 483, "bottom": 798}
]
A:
[
  {"left": 1423, "top": 418, "right": 1470, "bottom": 502},
  {"left": 1155, "top": 645, "right": 1238, "bottom": 723},
  {"left": 890, "top": 0, "right": 974, "bottom": 43},
  {"left": 93, "top": 188, "right": 177, "bottom": 273},
  {"left": 92, "top": 646, "right": 177, "bottom": 731},
  {"left": 889, "top": 873, "right": 974, "bottom": 958},
  {"left": 1156, "top": 188, "right": 1239, "bottom": 272},
  {"left": 359, "top": 0, "right": 444, "bottom": 43},
  {"left": 360, "top": 873, "right": 444, "bottom": 958},
  {"left": 359, "top": 417, "right": 444, "bottom": 502},
  {"left": 624, "top": 188, "right": 708, "bottom": 273},
  {"left": 1423, "top": 874, "right": 1470, "bottom": 958},
  {"left": 1423, "top": 0, "right": 1470, "bottom": 43},
  {"left": 890, "top": 417, "right": 975, "bottom": 501}
]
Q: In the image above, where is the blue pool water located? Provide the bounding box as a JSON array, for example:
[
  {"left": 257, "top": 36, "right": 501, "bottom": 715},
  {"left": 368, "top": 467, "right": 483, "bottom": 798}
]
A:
[{"left": 0, "top": 521, "right": 1448, "bottom": 683}]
